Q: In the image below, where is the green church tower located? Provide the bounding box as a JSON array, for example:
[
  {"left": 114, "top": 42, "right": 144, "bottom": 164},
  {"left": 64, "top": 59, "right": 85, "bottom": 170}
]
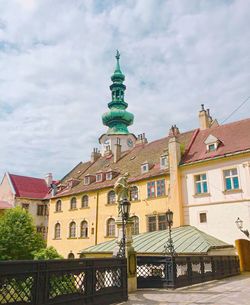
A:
[
  {"left": 99, "top": 51, "right": 137, "bottom": 156},
  {"left": 102, "top": 50, "right": 134, "bottom": 134}
]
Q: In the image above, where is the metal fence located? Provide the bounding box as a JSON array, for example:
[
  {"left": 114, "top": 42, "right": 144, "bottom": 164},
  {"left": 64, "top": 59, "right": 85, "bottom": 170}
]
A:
[
  {"left": 0, "top": 258, "right": 128, "bottom": 305},
  {"left": 137, "top": 255, "right": 240, "bottom": 288}
]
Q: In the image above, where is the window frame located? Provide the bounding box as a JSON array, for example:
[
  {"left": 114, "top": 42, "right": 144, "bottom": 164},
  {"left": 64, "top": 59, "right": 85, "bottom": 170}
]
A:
[
  {"left": 147, "top": 214, "right": 167, "bottom": 232},
  {"left": 160, "top": 155, "right": 168, "bottom": 169},
  {"left": 130, "top": 186, "right": 139, "bottom": 201},
  {"left": 70, "top": 197, "right": 77, "bottom": 210},
  {"left": 81, "top": 195, "right": 89, "bottom": 208},
  {"left": 194, "top": 173, "right": 208, "bottom": 194},
  {"left": 107, "top": 190, "right": 116, "bottom": 204},
  {"left": 55, "top": 200, "right": 62, "bottom": 212},
  {"left": 199, "top": 212, "right": 207, "bottom": 223},
  {"left": 131, "top": 216, "right": 139, "bottom": 235},
  {"left": 54, "top": 223, "right": 61, "bottom": 239},
  {"left": 223, "top": 168, "right": 240, "bottom": 191},
  {"left": 69, "top": 221, "right": 76, "bottom": 238},
  {"left": 80, "top": 220, "right": 88, "bottom": 238},
  {"left": 147, "top": 181, "right": 156, "bottom": 198},
  {"left": 107, "top": 218, "right": 115, "bottom": 237},
  {"left": 156, "top": 179, "right": 166, "bottom": 196},
  {"left": 141, "top": 163, "right": 149, "bottom": 174}
]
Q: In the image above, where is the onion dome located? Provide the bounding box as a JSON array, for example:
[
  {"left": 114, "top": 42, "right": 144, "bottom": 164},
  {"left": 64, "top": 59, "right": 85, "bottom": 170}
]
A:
[{"left": 102, "top": 50, "right": 134, "bottom": 135}]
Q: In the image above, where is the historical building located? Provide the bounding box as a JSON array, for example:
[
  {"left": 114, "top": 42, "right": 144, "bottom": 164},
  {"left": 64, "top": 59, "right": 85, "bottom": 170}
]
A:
[
  {"left": 0, "top": 172, "right": 55, "bottom": 240},
  {"left": 181, "top": 110, "right": 250, "bottom": 244},
  {"left": 47, "top": 52, "right": 250, "bottom": 258}
]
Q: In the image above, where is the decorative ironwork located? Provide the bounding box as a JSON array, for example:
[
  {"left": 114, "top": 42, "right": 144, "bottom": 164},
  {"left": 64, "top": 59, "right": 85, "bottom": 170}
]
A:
[
  {"left": 0, "top": 258, "right": 127, "bottom": 305},
  {"left": 137, "top": 255, "right": 240, "bottom": 289}
]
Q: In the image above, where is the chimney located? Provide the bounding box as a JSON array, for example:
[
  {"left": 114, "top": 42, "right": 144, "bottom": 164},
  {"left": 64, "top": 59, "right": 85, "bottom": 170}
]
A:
[
  {"left": 169, "top": 125, "right": 180, "bottom": 137},
  {"left": 136, "top": 133, "right": 148, "bottom": 145},
  {"left": 45, "top": 173, "right": 52, "bottom": 187},
  {"left": 114, "top": 138, "right": 122, "bottom": 163},
  {"left": 91, "top": 148, "right": 101, "bottom": 163},
  {"left": 199, "top": 104, "right": 210, "bottom": 130}
]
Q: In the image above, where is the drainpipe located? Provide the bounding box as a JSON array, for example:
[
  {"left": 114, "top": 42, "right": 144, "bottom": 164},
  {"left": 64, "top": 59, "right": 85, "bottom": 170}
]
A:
[{"left": 95, "top": 191, "right": 99, "bottom": 245}]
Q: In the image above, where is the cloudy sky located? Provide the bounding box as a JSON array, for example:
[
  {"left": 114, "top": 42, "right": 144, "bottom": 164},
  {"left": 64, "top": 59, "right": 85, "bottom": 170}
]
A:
[{"left": 0, "top": 0, "right": 249, "bottom": 180}]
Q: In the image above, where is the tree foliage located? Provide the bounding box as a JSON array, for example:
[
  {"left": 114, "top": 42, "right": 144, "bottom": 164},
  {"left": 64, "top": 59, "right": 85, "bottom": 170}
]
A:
[
  {"left": 33, "top": 246, "right": 63, "bottom": 260},
  {"left": 0, "top": 207, "right": 45, "bottom": 260}
]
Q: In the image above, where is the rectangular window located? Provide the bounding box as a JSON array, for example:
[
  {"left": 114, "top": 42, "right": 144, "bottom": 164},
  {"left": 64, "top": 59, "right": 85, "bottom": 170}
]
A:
[
  {"left": 96, "top": 174, "right": 102, "bottom": 182},
  {"left": 106, "top": 172, "right": 112, "bottom": 180},
  {"left": 199, "top": 212, "right": 207, "bottom": 223},
  {"left": 22, "top": 203, "right": 29, "bottom": 211},
  {"left": 224, "top": 168, "right": 239, "bottom": 190},
  {"left": 195, "top": 174, "right": 208, "bottom": 194},
  {"left": 160, "top": 155, "right": 168, "bottom": 169},
  {"left": 208, "top": 144, "right": 216, "bottom": 152},
  {"left": 141, "top": 163, "right": 149, "bottom": 173},
  {"left": 147, "top": 181, "right": 155, "bottom": 198},
  {"left": 158, "top": 214, "right": 167, "bottom": 230},
  {"left": 157, "top": 180, "right": 166, "bottom": 196},
  {"left": 148, "top": 216, "right": 157, "bottom": 232}
]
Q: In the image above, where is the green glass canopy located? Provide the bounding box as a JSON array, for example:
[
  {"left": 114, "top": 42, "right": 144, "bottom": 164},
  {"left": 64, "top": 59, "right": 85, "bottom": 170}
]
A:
[{"left": 102, "top": 51, "right": 134, "bottom": 135}]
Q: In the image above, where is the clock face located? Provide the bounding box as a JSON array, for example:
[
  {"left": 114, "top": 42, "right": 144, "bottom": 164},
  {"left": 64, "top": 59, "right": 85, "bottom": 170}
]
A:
[{"left": 127, "top": 138, "right": 133, "bottom": 147}]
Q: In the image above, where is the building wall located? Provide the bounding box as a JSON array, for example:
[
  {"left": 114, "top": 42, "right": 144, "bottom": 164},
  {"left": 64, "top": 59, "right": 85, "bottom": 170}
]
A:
[
  {"left": 182, "top": 153, "right": 250, "bottom": 244},
  {"left": 47, "top": 175, "right": 171, "bottom": 258},
  {"left": 0, "top": 174, "right": 15, "bottom": 206}
]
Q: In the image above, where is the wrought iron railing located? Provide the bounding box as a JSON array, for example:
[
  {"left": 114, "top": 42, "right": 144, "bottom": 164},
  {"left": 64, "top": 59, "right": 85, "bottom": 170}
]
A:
[
  {"left": 137, "top": 255, "right": 240, "bottom": 288},
  {"left": 0, "top": 258, "right": 127, "bottom": 305}
]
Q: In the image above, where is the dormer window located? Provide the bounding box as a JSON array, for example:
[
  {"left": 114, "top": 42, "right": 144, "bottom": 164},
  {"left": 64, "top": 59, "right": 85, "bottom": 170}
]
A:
[
  {"left": 84, "top": 176, "right": 90, "bottom": 185},
  {"left": 160, "top": 155, "right": 168, "bottom": 169},
  {"left": 204, "top": 134, "right": 220, "bottom": 152},
  {"left": 106, "top": 172, "right": 113, "bottom": 180},
  {"left": 208, "top": 143, "right": 216, "bottom": 152},
  {"left": 96, "top": 173, "right": 103, "bottom": 182},
  {"left": 141, "top": 162, "right": 149, "bottom": 174}
]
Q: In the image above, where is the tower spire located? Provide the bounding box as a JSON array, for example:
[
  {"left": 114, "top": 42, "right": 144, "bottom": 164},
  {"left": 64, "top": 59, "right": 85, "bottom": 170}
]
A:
[{"left": 102, "top": 51, "right": 134, "bottom": 135}]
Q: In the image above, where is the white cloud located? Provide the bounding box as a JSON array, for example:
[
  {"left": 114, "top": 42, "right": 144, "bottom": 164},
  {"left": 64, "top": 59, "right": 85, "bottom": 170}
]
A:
[{"left": 0, "top": 0, "right": 249, "bottom": 179}]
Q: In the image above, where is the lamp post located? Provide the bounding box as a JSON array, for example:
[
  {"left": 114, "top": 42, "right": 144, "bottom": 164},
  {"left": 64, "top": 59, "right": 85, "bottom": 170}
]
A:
[
  {"left": 117, "top": 198, "right": 131, "bottom": 258},
  {"left": 165, "top": 209, "right": 175, "bottom": 257},
  {"left": 235, "top": 217, "right": 249, "bottom": 238}
]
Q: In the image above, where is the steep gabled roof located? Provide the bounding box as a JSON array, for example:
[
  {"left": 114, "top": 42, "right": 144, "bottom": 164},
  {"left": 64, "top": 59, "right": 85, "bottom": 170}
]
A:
[
  {"left": 54, "top": 130, "right": 194, "bottom": 198},
  {"left": 8, "top": 174, "right": 50, "bottom": 199},
  {"left": 182, "top": 118, "right": 250, "bottom": 164},
  {"left": 81, "top": 226, "right": 233, "bottom": 255}
]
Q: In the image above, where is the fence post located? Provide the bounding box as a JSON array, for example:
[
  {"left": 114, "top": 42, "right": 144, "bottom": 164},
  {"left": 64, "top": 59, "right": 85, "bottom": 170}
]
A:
[
  {"left": 200, "top": 257, "right": 205, "bottom": 282},
  {"left": 35, "top": 261, "right": 47, "bottom": 305}
]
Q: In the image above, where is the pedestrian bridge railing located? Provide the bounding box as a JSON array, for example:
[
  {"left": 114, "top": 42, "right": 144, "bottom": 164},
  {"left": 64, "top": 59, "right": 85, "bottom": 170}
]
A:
[
  {"left": 137, "top": 255, "right": 240, "bottom": 288},
  {"left": 0, "top": 258, "right": 128, "bottom": 305}
]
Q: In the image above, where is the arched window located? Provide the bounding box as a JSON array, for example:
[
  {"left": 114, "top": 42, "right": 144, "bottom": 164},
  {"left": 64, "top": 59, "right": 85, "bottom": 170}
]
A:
[
  {"left": 69, "top": 221, "right": 76, "bottom": 238},
  {"left": 130, "top": 186, "right": 139, "bottom": 201},
  {"left": 131, "top": 216, "right": 139, "bottom": 235},
  {"left": 55, "top": 200, "right": 62, "bottom": 212},
  {"left": 70, "top": 197, "right": 77, "bottom": 210},
  {"left": 80, "top": 221, "right": 88, "bottom": 238},
  {"left": 68, "top": 252, "right": 75, "bottom": 259},
  {"left": 107, "top": 218, "right": 115, "bottom": 237},
  {"left": 54, "top": 223, "right": 61, "bottom": 239},
  {"left": 107, "top": 191, "right": 116, "bottom": 204},
  {"left": 81, "top": 195, "right": 89, "bottom": 208}
]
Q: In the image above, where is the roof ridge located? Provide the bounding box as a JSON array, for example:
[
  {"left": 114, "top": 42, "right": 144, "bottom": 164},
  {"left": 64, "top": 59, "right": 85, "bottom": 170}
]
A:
[{"left": 9, "top": 173, "right": 46, "bottom": 181}]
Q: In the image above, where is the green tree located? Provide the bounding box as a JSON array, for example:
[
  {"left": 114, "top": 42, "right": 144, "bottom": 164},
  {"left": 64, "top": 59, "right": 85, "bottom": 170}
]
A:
[
  {"left": 0, "top": 206, "right": 45, "bottom": 260},
  {"left": 33, "top": 246, "right": 63, "bottom": 260}
]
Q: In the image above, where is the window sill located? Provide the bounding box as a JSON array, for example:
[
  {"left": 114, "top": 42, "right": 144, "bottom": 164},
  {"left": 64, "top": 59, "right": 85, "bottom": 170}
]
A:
[
  {"left": 79, "top": 207, "right": 90, "bottom": 210},
  {"left": 105, "top": 203, "right": 117, "bottom": 206},
  {"left": 68, "top": 208, "right": 78, "bottom": 211},
  {"left": 223, "top": 189, "right": 242, "bottom": 194},
  {"left": 53, "top": 238, "right": 62, "bottom": 240},
  {"left": 146, "top": 195, "right": 167, "bottom": 201},
  {"left": 193, "top": 193, "right": 211, "bottom": 198},
  {"left": 78, "top": 237, "right": 90, "bottom": 239},
  {"left": 67, "top": 237, "right": 77, "bottom": 240},
  {"left": 54, "top": 211, "right": 63, "bottom": 213}
]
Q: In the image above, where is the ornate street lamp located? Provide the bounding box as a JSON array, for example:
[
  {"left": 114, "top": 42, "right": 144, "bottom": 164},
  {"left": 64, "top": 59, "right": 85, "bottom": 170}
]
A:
[
  {"left": 165, "top": 209, "right": 176, "bottom": 257},
  {"left": 235, "top": 217, "right": 249, "bottom": 238},
  {"left": 117, "top": 198, "right": 131, "bottom": 258}
]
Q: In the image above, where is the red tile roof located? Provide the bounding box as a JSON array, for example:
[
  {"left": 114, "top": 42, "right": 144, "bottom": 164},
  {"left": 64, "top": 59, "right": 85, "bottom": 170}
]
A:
[
  {"left": 9, "top": 174, "right": 50, "bottom": 199},
  {"left": 182, "top": 118, "right": 250, "bottom": 164},
  {"left": 0, "top": 200, "right": 12, "bottom": 209}
]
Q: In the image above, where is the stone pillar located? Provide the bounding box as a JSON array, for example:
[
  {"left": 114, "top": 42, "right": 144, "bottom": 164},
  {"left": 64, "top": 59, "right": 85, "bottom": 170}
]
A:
[{"left": 113, "top": 217, "right": 137, "bottom": 292}]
